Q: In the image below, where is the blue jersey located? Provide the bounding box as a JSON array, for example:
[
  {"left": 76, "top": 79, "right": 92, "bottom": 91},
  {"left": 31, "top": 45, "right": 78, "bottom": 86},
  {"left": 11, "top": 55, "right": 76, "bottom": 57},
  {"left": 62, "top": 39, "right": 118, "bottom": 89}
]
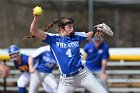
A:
[
  {"left": 43, "top": 32, "right": 87, "bottom": 74},
  {"left": 84, "top": 42, "right": 109, "bottom": 71},
  {"left": 32, "top": 46, "right": 57, "bottom": 73},
  {"left": 14, "top": 54, "right": 29, "bottom": 72}
]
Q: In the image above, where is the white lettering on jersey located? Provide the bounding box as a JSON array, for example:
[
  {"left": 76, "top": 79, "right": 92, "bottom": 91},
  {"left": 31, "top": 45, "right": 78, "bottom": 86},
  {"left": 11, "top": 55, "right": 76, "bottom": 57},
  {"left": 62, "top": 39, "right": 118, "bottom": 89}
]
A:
[
  {"left": 66, "top": 49, "right": 72, "bottom": 57},
  {"left": 43, "top": 56, "right": 56, "bottom": 64},
  {"left": 98, "top": 49, "right": 103, "bottom": 54},
  {"left": 56, "top": 42, "right": 67, "bottom": 48},
  {"left": 56, "top": 41, "right": 79, "bottom": 48}
]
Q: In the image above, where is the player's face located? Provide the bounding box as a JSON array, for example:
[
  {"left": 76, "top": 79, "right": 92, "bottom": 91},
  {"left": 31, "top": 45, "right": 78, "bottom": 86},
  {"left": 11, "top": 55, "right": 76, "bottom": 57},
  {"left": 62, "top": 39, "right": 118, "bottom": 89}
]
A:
[
  {"left": 9, "top": 52, "right": 20, "bottom": 61},
  {"left": 64, "top": 24, "right": 74, "bottom": 35},
  {"left": 94, "top": 40, "right": 102, "bottom": 48}
]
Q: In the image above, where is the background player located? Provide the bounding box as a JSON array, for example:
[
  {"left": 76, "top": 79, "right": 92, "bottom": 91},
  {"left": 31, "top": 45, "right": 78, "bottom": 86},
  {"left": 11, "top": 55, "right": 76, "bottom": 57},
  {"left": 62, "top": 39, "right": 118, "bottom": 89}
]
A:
[
  {"left": 28, "top": 45, "right": 58, "bottom": 93},
  {"left": 84, "top": 35, "right": 110, "bottom": 91},
  {"left": 29, "top": 8, "right": 113, "bottom": 93},
  {"left": 8, "top": 45, "right": 55, "bottom": 93}
]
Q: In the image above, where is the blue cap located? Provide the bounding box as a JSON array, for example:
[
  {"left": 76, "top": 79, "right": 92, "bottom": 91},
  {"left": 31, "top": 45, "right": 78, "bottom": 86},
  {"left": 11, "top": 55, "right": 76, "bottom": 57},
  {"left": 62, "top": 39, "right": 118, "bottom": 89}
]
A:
[{"left": 8, "top": 45, "right": 20, "bottom": 55}]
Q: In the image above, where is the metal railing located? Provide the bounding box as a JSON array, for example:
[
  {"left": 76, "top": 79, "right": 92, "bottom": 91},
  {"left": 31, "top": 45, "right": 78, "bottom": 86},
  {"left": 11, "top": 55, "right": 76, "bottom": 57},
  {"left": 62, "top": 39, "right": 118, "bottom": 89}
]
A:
[{"left": 1, "top": 61, "right": 140, "bottom": 93}]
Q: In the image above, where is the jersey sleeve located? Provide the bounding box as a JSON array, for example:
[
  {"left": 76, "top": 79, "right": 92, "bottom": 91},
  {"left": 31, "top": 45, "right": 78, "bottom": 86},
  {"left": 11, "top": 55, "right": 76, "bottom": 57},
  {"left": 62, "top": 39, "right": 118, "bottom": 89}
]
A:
[
  {"left": 75, "top": 32, "right": 87, "bottom": 43},
  {"left": 13, "top": 61, "right": 18, "bottom": 69},
  {"left": 32, "top": 47, "right": 46, "bottom": 58},
  {"left": 103, "top": 44, "right": 110, "bottom": 60},
  {"left": 42, "top": 33, "right": 56, "bottom": 45},
  {"left": 84, "top": 43, "right": 89, "bottom": 53}
]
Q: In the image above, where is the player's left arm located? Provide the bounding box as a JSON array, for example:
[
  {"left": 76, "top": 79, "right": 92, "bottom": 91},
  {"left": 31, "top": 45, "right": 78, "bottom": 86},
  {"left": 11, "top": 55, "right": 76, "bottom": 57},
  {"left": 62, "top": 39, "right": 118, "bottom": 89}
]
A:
[
  {"left": 85, "top": 31, "right": 94, "bottom": 40},
  {"left": 101, "top": 45, "right": 110, "bottom": 79},
  {"left": 101, "top": 59, "right": 108, "bottom": 80},
  {"left": 102, "top": 59, "right": 107, "bottom": 75},
  {"left": 28, "top": 55, "right": 36, "bottom": 73}
]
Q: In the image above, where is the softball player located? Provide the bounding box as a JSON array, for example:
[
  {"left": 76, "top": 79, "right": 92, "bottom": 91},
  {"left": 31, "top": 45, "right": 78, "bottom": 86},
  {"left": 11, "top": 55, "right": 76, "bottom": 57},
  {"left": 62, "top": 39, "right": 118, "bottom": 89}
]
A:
[
  {"left": 84, "top": 36, "right": 110, "bottom": 91},
  {"left": 28, "top": 45, "right": 58, "bottom": 93},
  {"left": 30, "top": 11, "right": 113, "bottom": 93},
  {"left": 8, "top": 45, "right": 55, "bottom": 93}
]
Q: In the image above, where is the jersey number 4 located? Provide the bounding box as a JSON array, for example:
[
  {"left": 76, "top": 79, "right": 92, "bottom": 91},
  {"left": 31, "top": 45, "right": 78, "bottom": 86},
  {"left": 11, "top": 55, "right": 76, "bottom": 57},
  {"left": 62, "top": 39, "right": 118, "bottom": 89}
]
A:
[{"left": 66, "top": 49, "right": 72, "bottom": 57}]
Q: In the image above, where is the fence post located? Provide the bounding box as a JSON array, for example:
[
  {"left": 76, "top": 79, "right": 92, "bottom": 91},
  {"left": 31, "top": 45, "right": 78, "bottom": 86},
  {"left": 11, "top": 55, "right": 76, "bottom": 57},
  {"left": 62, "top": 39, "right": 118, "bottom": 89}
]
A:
[{"left": 3, "top": 60, "right": 7, "bottom": 93}]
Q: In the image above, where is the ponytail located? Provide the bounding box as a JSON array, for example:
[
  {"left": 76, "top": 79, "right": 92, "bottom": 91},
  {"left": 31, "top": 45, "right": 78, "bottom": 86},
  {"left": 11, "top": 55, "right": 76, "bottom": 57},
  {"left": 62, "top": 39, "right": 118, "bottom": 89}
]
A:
[
  {"left": 42, "top": 19, "right": 59, "bottom": 32},
  {"left": 23, "top": 19, "right": 59, "bottom": 40}
]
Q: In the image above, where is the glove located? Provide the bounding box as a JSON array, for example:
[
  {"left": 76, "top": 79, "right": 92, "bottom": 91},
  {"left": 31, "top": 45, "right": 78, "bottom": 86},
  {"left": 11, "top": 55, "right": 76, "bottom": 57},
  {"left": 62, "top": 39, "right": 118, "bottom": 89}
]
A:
[{"left": 94, "top": 23, "right": 113, "bottom": 36}]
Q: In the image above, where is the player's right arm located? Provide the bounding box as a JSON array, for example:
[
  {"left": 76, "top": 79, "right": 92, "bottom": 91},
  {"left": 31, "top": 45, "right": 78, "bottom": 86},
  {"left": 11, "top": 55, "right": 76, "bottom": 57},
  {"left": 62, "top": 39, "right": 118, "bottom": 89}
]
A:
[{"left": 30, "top": 14, "right": 47, "bottom": 40}]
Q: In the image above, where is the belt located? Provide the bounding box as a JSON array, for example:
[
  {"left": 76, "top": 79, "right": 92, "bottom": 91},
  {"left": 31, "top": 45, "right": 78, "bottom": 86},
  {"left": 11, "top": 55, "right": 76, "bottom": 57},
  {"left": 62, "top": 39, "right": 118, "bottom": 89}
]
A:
[{"left": 61, "top": 65, "right": 84, "bottom": 77}]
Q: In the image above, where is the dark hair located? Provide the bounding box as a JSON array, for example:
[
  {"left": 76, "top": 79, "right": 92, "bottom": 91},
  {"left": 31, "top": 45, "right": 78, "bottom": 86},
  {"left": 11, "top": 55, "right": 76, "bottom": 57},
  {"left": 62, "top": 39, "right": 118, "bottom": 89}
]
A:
[
  {"left": 42, "top": 19, "right": 59, "bottom": 32},
  {"left": 23, "top": 17, "right": 74, "bottom": 40},
  {"left": 58, "top": 17, "right": 74, "bottom": 29},
  {"left": 43, "top": 17, "right": 74, "bottom": 31}
]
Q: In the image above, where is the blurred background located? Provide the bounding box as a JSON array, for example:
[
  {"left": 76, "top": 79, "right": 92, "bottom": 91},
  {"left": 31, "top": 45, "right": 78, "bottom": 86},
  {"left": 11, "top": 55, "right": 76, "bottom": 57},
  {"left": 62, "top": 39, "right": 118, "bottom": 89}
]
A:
[
  {"left": 1, "top": 0, "right": 140, "bottom": 93},
  {"left": 0, "top": 0, "right": 140, "bottom": 48}
]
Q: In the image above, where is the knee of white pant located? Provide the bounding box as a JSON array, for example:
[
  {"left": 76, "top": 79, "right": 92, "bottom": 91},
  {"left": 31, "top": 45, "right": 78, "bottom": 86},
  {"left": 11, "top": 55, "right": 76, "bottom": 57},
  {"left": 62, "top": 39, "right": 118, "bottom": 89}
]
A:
[
  {"left": 51, "top": 82, "right": 58, "bottom": 88},
  {"left": 44, "top": 75, "right": 58, "bottom": 89},
  {"left": 52, "top": 88, "right": 57, "bottom": 93},
  {"left": 44, "top": 83, "right": 58, "bottom": 92},
  {"left": 51, "top": 85, "right": 58, "bottom": 93},
  {"left": 17, "top": 78, "right": 28, "bottom": 87}
]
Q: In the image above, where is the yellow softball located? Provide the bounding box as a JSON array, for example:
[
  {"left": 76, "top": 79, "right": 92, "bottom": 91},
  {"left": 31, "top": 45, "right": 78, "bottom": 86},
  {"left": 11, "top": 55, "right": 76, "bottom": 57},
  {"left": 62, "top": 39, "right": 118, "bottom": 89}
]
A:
[{"left": 33, "top": 6, "right": 43, "bottom": 16}]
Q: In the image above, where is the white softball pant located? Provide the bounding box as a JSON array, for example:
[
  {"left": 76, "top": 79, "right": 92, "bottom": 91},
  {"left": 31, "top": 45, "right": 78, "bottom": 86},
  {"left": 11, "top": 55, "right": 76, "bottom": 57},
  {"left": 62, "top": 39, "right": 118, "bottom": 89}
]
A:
[
  {"left": 28, "top": 70, "right": 58, "bottom": 93},
  {"left": 92, "top": 70, "right": 108, "bottom": 90},
  {"left": 17, "top": 72, "right": 30, "bottom": 87},
  {"left": 57, "top": 67, "right": 108, "bottom": 93}
]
